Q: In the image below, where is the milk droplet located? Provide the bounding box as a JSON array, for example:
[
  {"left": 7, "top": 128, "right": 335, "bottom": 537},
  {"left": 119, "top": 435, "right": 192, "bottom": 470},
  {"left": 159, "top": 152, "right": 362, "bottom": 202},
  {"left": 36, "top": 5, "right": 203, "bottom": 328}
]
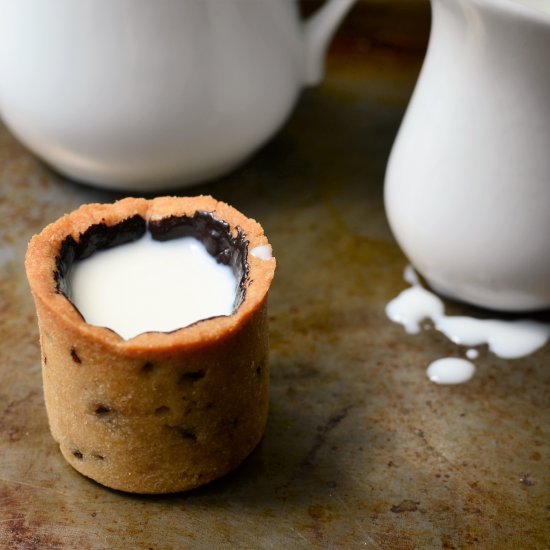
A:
[
  {"left": 466, "top": 348, "right": 479, "bottom": 360},
  {"left": 250, "top": 245, "right": 273, "bottom": 260},
  {"left": 427, "top": 358, "right": 476, "bottom": 385}
]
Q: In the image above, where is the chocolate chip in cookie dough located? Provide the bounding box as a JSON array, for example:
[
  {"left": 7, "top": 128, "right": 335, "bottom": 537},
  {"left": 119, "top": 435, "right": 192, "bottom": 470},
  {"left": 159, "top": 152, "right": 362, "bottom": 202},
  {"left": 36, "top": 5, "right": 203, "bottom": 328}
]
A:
[
  {"left": 177, "top": 429, "right": 197, "bottom": 441},
  {"left": 166, "top": 425, "right": 197, "bottom": 441},
  {"left": 141, "top": 361, "right": 155, "bottom": 374},
  {"left": 255, "top": 358, "right": 267, "bottom": 378},
  {"left": 70, "top": 347, "right": 81, "bottom": 364},
  {"left": 178, "top": 370, "right": 205, "bottom": 385},
  {"left": 93, "top": 404, "right": 111, "bottom": 415}
]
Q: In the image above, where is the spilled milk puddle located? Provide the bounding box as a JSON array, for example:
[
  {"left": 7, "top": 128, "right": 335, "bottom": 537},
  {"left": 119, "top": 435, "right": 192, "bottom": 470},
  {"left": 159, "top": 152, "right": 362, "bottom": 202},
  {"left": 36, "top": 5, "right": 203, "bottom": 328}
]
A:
[{"left": 386, "top": 266, "right": 550, "bottom": 385}]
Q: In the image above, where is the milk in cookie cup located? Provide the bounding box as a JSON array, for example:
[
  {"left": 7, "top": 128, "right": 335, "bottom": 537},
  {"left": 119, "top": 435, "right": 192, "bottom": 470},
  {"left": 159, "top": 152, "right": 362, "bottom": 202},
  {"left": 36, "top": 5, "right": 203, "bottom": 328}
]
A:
[{"left": 25, "top": 196, "right": 275, "bottom": 494}]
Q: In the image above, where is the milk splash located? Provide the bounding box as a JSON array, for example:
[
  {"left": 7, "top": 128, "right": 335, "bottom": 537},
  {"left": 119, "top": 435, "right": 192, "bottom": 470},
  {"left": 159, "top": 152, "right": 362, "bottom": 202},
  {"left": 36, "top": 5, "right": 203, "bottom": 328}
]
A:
[{"left": 386, "top": 266, "right": 550, "bottom": 384}]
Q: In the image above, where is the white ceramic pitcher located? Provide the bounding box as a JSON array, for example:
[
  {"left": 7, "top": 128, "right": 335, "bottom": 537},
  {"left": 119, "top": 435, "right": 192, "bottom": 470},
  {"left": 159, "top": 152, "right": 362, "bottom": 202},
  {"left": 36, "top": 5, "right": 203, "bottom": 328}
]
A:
[
  {"left": 0, "top": 0, "right": 355, "bottom": 191},
  {"left": 385, "top": 0, "right": 550, "bottom": 311}
]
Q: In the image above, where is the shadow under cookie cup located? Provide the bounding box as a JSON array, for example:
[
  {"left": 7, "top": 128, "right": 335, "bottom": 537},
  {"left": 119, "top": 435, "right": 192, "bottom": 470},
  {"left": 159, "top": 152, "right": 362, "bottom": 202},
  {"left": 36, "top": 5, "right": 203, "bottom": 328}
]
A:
[{"left": 25, "top": 195, "right": 276, "bottom": 494}]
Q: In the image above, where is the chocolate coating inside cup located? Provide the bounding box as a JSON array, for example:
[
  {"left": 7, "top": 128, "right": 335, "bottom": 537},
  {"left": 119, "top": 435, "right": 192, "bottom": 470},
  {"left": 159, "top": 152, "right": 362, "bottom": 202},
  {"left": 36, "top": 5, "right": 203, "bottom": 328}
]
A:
[{"left": 54, "top": 211, "right": 249, "bottom": 325}]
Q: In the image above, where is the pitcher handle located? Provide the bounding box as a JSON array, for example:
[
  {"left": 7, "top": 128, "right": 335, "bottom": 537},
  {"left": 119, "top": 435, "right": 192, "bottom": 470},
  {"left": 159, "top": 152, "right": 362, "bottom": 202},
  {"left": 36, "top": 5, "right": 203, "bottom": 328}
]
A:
[{"left": 303, "top": 0, "right": 357, "bottom": 86}]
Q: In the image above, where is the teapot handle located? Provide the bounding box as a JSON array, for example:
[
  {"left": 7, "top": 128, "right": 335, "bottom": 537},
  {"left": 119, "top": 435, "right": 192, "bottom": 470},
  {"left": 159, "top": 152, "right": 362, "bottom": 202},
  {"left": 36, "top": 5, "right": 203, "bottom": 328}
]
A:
[{"left": 303, "top": 0, "right": 356, "bottom": 86}]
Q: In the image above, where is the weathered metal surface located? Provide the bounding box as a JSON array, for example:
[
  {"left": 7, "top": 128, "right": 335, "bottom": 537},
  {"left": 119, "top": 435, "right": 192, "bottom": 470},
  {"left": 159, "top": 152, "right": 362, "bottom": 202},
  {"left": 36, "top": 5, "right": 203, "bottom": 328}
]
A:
[{"left": 1, "top": 3, "right": 549, "bottom": 548}]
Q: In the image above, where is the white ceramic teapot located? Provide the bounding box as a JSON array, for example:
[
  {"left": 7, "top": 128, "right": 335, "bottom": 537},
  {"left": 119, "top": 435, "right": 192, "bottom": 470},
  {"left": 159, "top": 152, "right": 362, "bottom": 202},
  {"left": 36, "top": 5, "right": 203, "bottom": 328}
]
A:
[
  {"left": 0, "top": 0, "right": 355, "bottom": 190},
  {"left": 385, "top": 0, "right": 550, "bottom": 311}
]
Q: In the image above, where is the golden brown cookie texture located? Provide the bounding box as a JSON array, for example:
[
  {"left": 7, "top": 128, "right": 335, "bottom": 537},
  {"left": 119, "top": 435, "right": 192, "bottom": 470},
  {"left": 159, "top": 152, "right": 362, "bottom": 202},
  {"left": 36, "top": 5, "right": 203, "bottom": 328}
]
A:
[{"left": 25, "top": 196, "right": 275, "bottom": 493}]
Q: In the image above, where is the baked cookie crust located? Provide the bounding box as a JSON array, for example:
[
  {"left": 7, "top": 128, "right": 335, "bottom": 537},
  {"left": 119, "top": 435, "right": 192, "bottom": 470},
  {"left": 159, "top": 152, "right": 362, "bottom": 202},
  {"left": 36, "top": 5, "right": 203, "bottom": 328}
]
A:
[{"left": 25, "top": 196, "right": 276, "bottom": 494}]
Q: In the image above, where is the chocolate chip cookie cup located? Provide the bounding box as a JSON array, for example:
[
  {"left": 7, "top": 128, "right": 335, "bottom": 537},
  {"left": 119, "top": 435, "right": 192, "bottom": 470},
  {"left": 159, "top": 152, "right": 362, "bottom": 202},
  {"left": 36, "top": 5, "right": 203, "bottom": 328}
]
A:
[{"left": 25, "top": 196, "right": 276, "bottom": 494}]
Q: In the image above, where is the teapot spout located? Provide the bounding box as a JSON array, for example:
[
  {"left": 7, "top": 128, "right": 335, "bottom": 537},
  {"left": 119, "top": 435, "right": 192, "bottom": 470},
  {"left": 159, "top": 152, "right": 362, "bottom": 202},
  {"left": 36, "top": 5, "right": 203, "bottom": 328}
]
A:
[{"left": 303, "top": 0, "right": 356, "bottom": 86}]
